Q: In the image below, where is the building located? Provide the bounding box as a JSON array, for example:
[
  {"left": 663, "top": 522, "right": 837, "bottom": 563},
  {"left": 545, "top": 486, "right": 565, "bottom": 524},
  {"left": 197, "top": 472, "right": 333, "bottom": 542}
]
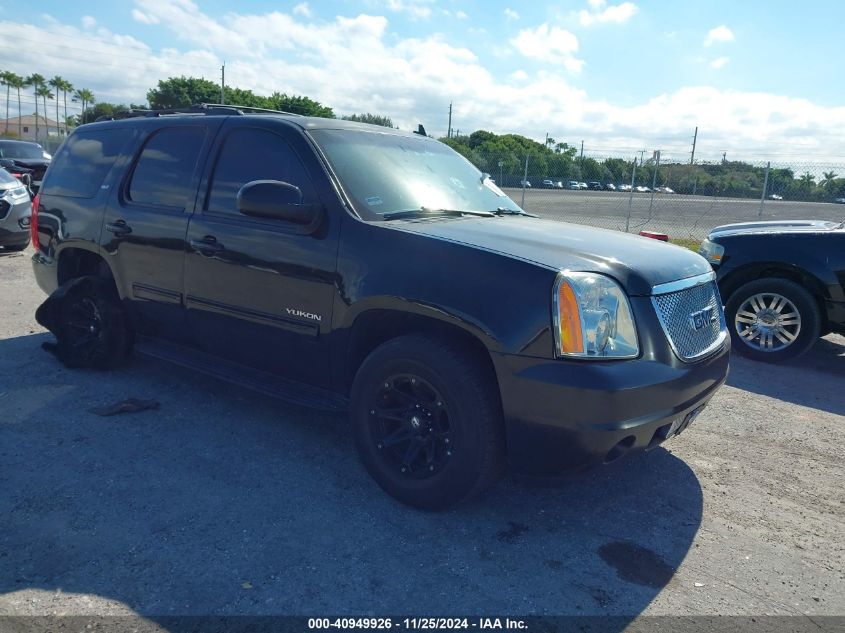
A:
[{"left": 1, "top": 114, "right": 68, "bottom": 141}]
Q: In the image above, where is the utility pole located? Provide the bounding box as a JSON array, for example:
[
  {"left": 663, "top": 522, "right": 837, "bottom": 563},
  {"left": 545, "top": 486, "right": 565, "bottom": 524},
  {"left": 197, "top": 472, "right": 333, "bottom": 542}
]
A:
[
  {"left": 639, "top": 149, "right": 645, "bottom": 164},
  {"left": 580, "top": 140, "right": 584, "bottom": 159},
  {"left": 447, "top": 102, "right": 452, "bottom": 139},
  {"left": 220, "top": 63, "right": 225, "bottom": 104},
  {"left": 722, "top": 151, "right": 727, "bottom": 164},
  {"left": 690, "top": 126, "right": 698, "bottom": 165}
]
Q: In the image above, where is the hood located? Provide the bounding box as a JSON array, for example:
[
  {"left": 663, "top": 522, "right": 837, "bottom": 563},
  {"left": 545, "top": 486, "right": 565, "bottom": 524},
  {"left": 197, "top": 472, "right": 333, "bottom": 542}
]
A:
[
  {"left": 709, "top": 220, "right": 842, "bottom": 238},
  {"left": 390, "top": 215, "right": 711, "bottom": 296}
]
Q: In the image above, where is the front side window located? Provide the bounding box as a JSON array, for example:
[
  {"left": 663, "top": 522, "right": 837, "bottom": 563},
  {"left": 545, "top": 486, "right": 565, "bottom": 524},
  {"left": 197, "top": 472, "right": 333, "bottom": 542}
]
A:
[
  {"left": 206, "top": 127, "right": 316, "bottom": 215},
  {"left": 129, "top": 127, "right": 206, "bottom": 208},
  {"left": 309, "top": 129, "right": 522, "bottom": 219},
  {"left": 40, "top": 128, "right": 133, "bottom": 198}
]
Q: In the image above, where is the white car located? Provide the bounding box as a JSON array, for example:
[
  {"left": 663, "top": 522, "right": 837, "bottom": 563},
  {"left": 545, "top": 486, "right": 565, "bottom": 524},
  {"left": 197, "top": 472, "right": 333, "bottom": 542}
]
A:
[
  {"left": 769, "top": 194, "right": 783, "bottom": 201},
  {"left": 635, "top": 186, "right": 650, "bottom": 193},
  {"left": 836, "top": 197, "right": 845, "bottom": 204},
  {"left": 578, "top": 182, "right": 588, "bottom": 190},
  {"left": 520, "top": 180, "right": 532, "bottom": 188}
]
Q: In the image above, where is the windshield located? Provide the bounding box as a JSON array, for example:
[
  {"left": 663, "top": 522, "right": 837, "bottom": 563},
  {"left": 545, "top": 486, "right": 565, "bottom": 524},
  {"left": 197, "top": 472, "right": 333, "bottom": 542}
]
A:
[
  {"left": 309, "top": 129, "right": 523, "bottom": 219},
  {"left": 0, "top": 141, "right": 45, "bottom": 160}
]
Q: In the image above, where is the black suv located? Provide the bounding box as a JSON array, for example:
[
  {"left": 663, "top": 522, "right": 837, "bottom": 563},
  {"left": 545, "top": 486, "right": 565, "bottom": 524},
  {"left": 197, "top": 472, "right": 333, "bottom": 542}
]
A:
[
  {"left": 700, "top": 220, "right": 845, "bottom": 362},
  {"left": 32, "top": 105, "right": 730, "bottom": 509}
]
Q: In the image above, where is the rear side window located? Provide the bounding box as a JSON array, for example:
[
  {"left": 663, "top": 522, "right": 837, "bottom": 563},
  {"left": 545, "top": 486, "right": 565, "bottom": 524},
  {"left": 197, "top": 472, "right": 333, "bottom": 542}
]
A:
[
  {"left": 205, "top": 127, "right": 316, "bottom": 215},
  {"left": 129, "top": 127, "right": 206, "bottom": 208},
  {"left": 41, "top": 129, "right": 133, "bottom": 198}
]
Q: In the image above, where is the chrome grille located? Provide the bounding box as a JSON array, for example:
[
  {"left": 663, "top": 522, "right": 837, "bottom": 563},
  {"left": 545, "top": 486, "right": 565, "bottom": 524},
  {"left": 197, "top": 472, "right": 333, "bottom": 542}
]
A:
[{"left": 652, "top": 278, "right": 726, "bottom": 361}]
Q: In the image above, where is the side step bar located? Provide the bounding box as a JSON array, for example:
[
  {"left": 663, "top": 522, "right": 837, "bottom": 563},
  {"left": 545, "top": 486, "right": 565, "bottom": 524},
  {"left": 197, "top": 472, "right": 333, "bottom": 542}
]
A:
[{"left": 136, "top": 337, "right": 349, "bottom": 413}]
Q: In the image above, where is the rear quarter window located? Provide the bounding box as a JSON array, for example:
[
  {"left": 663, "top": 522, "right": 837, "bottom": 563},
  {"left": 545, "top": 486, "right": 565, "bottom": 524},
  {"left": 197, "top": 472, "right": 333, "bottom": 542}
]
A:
[{"left": 41, "top": 128, "right": 134, "bottom": 198}]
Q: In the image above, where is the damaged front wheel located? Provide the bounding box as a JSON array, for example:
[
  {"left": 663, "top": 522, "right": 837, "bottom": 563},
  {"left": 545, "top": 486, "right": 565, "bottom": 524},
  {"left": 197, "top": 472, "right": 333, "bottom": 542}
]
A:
[{"left": 36, "top": 276, "right": 133, "bottom": 369}]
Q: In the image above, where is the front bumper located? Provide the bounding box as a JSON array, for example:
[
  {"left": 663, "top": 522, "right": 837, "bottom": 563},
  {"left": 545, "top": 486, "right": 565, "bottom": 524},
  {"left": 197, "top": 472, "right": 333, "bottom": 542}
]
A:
[{"left": 493, "top": 339, "right": 730, "bottom": 475}]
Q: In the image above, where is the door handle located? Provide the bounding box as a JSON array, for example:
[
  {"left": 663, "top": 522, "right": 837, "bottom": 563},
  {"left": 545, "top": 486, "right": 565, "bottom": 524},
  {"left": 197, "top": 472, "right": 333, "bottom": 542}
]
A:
[
  {"left": 105, "top": 220, "right": 132, "bottom": 237},
  {"left": 190, "top": 235, "right": 224, "bottom": 256}
]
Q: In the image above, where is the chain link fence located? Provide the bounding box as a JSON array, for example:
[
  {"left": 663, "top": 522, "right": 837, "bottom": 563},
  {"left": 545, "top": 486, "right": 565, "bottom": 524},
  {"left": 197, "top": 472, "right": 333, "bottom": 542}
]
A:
[{"left": 472, "top": 149, "right": 845, "bottom": 242}]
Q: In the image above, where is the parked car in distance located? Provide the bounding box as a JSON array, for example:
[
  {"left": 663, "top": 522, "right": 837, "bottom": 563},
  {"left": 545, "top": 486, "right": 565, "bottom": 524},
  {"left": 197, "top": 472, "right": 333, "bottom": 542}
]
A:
[
  {"left": 520, "top": 179, "right": 532, "bottom": 188},
  {"left": 0, "top": 167, "right": 32, "bottom": 251},
  {"left": 541, "top": 179, "right": 556, "bottom": 189},
  {"left": 578, "top": 182, "right": 588, "bottom": 190},
  {"left": 587, "top": 181, "right": 602, "bottom": 191},
  {"left": 567, "top": 180, "right": 580, "bottom": 190},
  {"left": 32, "top": 107, "right": 730, "bottom": 509},
  {"left": 604, "top": 183, "right": 616, "bottom": 191},
  {"left": 635, "top": 186, "right": 650, "bottom": 193},
  {"left": 0, "top": 140, "right": 51, "bottom": 193},
  {"left": 700, "top": 220, "right": 845, "bottom": 362},
  {"left": 834, "top": 197, "right": 845, "bottom": 204},
  {"left": 768, "top": 194, "right": 783, "bottom": 201},
  {"left": 618, "top": 184, "right": 632, "bottom": 192},
  {"left": 554, "top": 181, "right": 564, "bottom": 189}
]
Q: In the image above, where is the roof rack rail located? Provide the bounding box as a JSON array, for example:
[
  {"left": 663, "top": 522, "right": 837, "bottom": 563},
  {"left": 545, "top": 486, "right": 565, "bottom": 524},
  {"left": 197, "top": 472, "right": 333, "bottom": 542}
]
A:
[{"left": 94, "top": 103, "right": 304, "bottom": 122}]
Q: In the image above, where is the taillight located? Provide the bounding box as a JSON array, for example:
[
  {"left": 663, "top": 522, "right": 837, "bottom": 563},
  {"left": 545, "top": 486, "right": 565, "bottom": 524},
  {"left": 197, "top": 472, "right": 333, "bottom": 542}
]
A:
[{"left": 30, "top": 193, "right": 39, "bottom": 249}]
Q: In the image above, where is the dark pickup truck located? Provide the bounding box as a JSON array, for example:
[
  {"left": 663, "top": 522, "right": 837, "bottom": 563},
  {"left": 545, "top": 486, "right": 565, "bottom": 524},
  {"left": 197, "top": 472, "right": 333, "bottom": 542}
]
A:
[
  {"left": 31, "top": 105, "right": 729, "bottom": 509},
  {"left": 700, "top": 219, "right": 845, "bottom": 362}
]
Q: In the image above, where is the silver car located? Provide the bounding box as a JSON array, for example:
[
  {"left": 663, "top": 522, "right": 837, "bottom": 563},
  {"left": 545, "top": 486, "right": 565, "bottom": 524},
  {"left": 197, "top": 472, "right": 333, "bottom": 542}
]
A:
[{"left": 0, "top": 168, "right": 32, "bottom": 251}]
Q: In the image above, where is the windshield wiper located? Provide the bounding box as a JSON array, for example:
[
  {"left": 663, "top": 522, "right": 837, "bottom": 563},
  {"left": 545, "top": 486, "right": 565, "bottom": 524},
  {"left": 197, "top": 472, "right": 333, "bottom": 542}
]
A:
[
  {"left": 493, "top": 207, "right": 538, "bottom": 217},
  {"left": 382, "top": 207, "right": 496, "bottom": 221}
]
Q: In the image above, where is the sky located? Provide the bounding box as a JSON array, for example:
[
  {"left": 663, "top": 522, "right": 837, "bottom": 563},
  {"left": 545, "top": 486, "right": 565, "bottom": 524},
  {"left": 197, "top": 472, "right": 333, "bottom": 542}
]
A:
[{"left": 1, "top": 0, "right": 844, "bottom": 164}]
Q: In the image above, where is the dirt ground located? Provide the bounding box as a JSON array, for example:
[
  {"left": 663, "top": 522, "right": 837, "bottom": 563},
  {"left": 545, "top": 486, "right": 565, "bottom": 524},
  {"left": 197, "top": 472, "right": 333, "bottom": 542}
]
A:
[{"left": 1, "top": 246, "right": 842, "bottom": 628}]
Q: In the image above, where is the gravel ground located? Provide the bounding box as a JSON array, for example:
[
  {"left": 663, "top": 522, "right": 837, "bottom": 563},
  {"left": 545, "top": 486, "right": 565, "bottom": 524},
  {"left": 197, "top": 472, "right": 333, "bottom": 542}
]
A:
[{"left": 0, "top": 246, "right": 843, "bottom": 626}]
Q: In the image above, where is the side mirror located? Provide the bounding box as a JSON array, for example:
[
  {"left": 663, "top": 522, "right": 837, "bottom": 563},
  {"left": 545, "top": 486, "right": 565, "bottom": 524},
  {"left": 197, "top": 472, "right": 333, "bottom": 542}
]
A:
[{"left": 237, "top": 180, "right": 318, "bottom": 225}]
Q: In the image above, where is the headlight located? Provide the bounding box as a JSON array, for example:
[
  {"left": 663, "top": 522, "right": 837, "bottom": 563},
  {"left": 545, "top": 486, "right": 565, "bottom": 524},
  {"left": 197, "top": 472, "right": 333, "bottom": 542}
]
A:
[
  {"left": 42, "top": 152, "right": 52, "bottom": 160},
  {"left": 699, "top": 239, "right": 724, "bottom": 265},
  {"left": 553, "top": 271, "right": 639, "bottom": 359}
]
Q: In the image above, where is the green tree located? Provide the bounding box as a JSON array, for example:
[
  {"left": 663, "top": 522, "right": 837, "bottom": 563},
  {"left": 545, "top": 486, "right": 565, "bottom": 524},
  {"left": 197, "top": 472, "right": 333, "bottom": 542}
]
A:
[
  {"left": 0, "top": 70, "right": 21, "bottom": 134},
  {"left": 59, "top": 78, "right": 74, "bottom": 134},
  {"left": 146, "top": 76, "right": 221, "bottom": 109},
  {"left": 7, "top": 73, "right": 25, "bottom": 138},
  {"left": 26, "top": 73, "right": 46, "bottom": 141},
  {"left": 73, "top": 88, "right": 95, "bottom": 124},
  {"left": 267, "top": 92, "right": 334, "bottom": 118},
  {"left": 799, "top": 172, "right": 815, "bottom": 192},
  {"left": 48, "top": 76, "right": 64, "bottom": 137},
  {"left": 36, "top": 85, "right": 53, "bottom": 136},
  {"left": 342, "top": 113, "right": 394, "bottom": 128}
]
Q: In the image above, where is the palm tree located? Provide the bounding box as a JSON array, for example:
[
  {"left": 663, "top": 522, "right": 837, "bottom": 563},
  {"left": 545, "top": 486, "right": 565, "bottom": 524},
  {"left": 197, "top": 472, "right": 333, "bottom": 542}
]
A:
[
  {"left": 1, "top": 71, "right": 14, "bottom": 134},
  {"left": 36, "top": 85, "right": 53, "bottom": 138},
  {"left": 820, "top": 170, "right": 838, "bottom": 192},
  {"left": 799, "top": 172, "right": 815, "bottom": 192},
  {"left": 48, "top": 76, "right": 63, "bottom": 137},
  {"left": 8, "top": 74, "right": 24, "bottom": 138},
  {"left": 74, "top": 88, "right": 95, "bottom": 124},
  {"left": 26, "top": 73, "right": 45, "bottom": 141},
  {"left": 60, "top": 78, "right": 74, "bottom": 134}
]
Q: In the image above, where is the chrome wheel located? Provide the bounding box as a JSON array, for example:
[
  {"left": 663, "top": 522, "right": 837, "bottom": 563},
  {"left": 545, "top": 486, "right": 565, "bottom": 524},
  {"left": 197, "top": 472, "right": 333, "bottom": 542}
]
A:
[{"left": 734, "top": 292, "right": 801, "bottom": 352}]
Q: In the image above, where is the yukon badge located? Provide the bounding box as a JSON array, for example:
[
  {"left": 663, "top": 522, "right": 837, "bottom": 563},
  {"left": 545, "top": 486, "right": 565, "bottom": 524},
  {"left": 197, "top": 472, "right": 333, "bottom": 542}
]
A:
[
  {"left": 688, "top": 306, "right": 717, "bottom": 332},
  {"left": 286, "top": 308, "right": 322, "bottom": 322}
]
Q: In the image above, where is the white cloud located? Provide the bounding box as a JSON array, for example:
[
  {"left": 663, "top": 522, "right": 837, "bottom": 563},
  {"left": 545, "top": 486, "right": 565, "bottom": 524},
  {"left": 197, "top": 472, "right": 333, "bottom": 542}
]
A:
[
  {"left": 578, "top": 1, "right": 638, "bottom": 26},
  {"left": 455, "top": 10, "right": 468, "bottom": 19},
  {"left": 704, "top": 25, "right": 734, "bottom": 46},
  {"left": 511, "top": 24, "right": 583, "bottom": 73},
  {"left": 710, "top": 56, "right": 729, "bottom": 69},
  {"left": 81, "top": 15, "right": 97, "bottom": 29},
  {"left": 384, "top": 0, "right": 432, "bottom": 19},
  {"left": 292, "top": 3, "right": 312, "bottom": 18},
  {"left": 131, "top": 9, "right": 160, "bottom": 25},
  {"left": 4, "top": 5, "right": 844, "bottom": 163},
  {"left": 504, "top": 8, "right": 519, "bottom": 21}
]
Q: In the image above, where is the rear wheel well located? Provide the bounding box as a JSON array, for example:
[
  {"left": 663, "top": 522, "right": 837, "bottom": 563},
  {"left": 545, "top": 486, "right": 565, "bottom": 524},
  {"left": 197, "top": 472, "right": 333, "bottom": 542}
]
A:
[
  {"left": 719, "top": 264, "right": 828, "bottom": 330},
  {"left": 57, "top": 248, "right": 115, "bottom": 288},
  {"left": 345, "top": 310, "right": 500, "bottom": 400}
]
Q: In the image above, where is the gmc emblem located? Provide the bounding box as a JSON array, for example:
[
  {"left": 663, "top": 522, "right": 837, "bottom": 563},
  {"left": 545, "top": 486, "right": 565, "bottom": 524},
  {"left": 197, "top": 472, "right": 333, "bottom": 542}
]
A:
[{"left": 688, "top": 306, "right": 717, "bottom": 331}]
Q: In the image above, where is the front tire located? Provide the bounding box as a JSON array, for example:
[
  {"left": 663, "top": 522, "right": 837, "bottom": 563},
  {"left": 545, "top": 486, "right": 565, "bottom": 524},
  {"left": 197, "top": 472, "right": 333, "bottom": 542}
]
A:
[
  {"left": 52, "top": 277, "right": 134, "bottom": 369},
  {"left": 350, "top": 334, "right": 505, "bottom": 510},
  {"left": 725, "top": 278, "right": 821, "bottom": 362}
]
